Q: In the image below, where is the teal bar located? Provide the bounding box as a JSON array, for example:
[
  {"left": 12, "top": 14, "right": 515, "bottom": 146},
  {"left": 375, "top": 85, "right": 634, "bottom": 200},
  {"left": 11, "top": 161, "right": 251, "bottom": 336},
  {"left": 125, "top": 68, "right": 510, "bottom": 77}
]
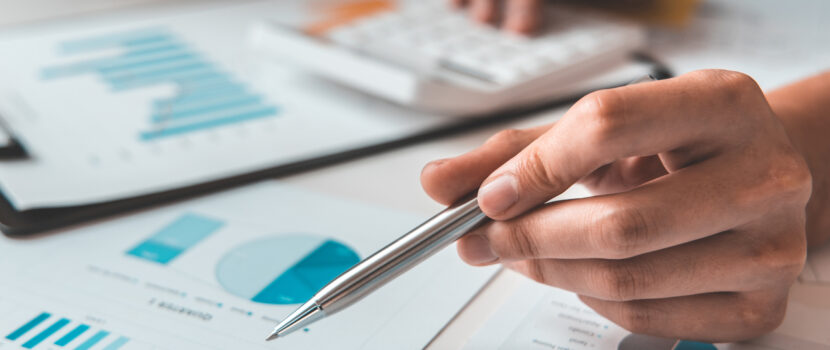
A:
[
  {"left": 107, "top": 61, "right": 211, "bottom": 85},
  {"left": 42, "top": 50, "right": 194, "bottom": 80},
  {"left": 102, "top": 336, "right": 130, "bottom": 350},
  {"left": 140, "top": 106, "right": 278, "bottom": 140},
  {"left": 6, "top": 312, "right": 50, "bottom": 341},
  {"left": 98, "top": 53, "right": 198, "bottom": 74},
  {"left": 55, "top": 324, "right": 90, "bottom": 347},
  {"left": 22, "top": 318, "right": 69, "bottom": 349},
  {"left": 125, "top": 42, "right": 187, "bottom": 57},
  {"left": 154, "top": 84, "right": 248, "bottom": 108},
  {"left": 74, "top": 330, "right": 109, "bottom": 350},
  {"left": 61, "top": 29, "right": 172, "bottom": 53},
  {"left": 110, "top": 70, "right": 226, "bottom": 91},
  {"left": 126, "top": 213, "right": 224, "bottom": 264},
  {"left": 152, "top": 95, "right": 263, "bottom": 122}
]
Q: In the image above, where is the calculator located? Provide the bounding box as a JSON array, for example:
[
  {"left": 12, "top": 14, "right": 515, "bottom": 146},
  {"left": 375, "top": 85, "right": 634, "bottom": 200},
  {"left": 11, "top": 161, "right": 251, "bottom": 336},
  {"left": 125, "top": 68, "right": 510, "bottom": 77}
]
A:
[{"left": 250, "top": 0, "right": 645, "bottom": 116}]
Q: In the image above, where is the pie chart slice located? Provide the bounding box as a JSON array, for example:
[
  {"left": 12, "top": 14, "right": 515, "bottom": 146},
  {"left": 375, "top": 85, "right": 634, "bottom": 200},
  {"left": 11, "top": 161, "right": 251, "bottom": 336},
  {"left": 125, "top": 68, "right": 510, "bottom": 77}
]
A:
[{"left": 215, "top": 234, "right": 360, "bottom": 305}]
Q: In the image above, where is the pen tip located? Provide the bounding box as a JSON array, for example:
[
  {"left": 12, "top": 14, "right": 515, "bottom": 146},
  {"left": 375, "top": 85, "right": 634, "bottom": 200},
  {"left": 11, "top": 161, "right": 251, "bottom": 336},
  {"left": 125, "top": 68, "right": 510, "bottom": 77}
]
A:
[{"left": 266, "top": 332, "right": 279, "bottom": 341}]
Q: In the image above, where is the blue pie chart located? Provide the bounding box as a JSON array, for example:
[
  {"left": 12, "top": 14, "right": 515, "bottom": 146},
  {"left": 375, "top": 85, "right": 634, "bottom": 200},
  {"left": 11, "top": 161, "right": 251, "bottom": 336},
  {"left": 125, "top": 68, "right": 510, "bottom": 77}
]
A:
[{"left": 215, "top": 234, "right": 361, "bottom": 304}]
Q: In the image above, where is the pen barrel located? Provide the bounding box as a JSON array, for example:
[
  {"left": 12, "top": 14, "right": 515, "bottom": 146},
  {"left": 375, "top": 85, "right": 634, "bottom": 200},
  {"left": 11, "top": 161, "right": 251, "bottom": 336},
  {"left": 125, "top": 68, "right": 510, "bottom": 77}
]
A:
[{"left": 314, "top": 195, "right": 487, "bottom": 315}]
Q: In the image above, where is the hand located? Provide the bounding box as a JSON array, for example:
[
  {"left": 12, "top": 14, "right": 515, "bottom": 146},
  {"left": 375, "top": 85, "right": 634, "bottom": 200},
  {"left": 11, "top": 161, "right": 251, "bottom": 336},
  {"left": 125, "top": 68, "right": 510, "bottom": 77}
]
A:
[
  {"left": 420, "top": 70, "right": 813, "bottom": 342},
  {"left": 449, "top": 0, "right": 543, "bottom": 34}
]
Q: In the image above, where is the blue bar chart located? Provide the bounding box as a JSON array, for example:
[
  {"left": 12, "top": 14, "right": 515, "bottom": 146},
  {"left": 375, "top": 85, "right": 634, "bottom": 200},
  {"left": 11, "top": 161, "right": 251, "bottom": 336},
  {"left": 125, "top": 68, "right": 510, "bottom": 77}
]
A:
[
  {"left": 5, "top": 312, "right": 129, "bottom": 349},
  {"left": 126, "top": 213, "right": 224, "bottom": 265},
  {"left": 41, "top": 28, "right": 280, "bottom": 141}
]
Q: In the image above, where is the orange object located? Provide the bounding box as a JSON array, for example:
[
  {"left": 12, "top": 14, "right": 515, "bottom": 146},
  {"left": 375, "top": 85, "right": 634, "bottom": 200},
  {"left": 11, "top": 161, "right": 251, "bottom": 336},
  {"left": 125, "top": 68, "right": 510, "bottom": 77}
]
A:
[{"left": 305, "top": 0, "right": 396, "bottom": 36}]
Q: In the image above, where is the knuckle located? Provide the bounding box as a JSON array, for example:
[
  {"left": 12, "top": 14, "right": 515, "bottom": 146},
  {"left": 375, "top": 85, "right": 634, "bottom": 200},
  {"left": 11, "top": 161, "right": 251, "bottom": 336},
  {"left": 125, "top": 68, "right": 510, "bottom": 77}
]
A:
[
  {"left": 486, "top": 128, "right": 526, "bottom": 149},
  {"left": 577, "top": 89, "right": 628, "bottom": 143},
  {"left": 516, "top": 145, "right": 566, "bottom": 193},
  {"left": 697, "top": 69, "right": 762, "bottom": 99},
  {"left": 764, "top": 150, "right": 813, "bottom": 203},
  {"left": 737, "top": 294, "right": 788, "bottom": 334},
  {"left": 748, "top": 229, "right": 807, "bottom": 281},
  {"left": 590, "top": 203, "right": 653, "bottom": 259},
  {"left": 520, "top": 260, "right": 550, "bottom": 285},
  {"left": 592, "top": 261, "right": 647, "bottom": 301},
  {"left": 614, "top": 302, "right": 653, "bottom": 334},
  {"left": 488, "top": 220, "right": 540, "bottom": 260}
]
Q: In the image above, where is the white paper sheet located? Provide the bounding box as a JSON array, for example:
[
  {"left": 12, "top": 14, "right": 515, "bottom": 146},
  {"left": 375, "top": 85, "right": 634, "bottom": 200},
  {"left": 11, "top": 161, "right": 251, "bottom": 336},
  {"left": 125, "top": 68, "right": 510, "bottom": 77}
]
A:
[
  {"left": 0, "top": 1, "right": 452, "bottom": 210},
  {"left": 465, "top": 261, "right": 830, "bottom": 350},
  {"left": 0, "top": 181, "right": 497, "bottom": 349}
]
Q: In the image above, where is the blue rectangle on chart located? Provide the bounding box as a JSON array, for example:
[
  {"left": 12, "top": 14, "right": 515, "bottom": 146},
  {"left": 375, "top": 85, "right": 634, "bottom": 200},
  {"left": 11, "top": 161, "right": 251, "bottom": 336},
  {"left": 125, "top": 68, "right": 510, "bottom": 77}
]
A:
[
  {"left": 102, "top": 336, "right": 130, "bottom": 350},
  {"left": 41, "top": 51, "right": 194, "bottom": 80},
  {"left": 61, "top": 30, "right": 173, "bottom": 53},
  {"left": 98, "top": 53, "right": 199, "bottom": 74},
  {"left": 74, "top": 330, "right": 110, "bottom": 350},
  {"left": 154, "top": 84, "right": 248, "bottom": 108},
  {"left": 140, "top": 106, "right": 278, "bottom": 140},
  {"left": 110, "top": 69, "right": 225, "bottom": 91},
  {"left": 22, "top": 318, "right": 69, "bottom": 349},
  {"left": 152, "top": 95, "right": 263, "bottom": 122},
  {"left": 6, "top": 312, "right": 51, "bottom": 341},
  {"left": 126, "top": 213, "right": 223, "bottom": 264},
  {"left": 55, "top": 324, "right": 90, "bottom": 347},
  {"left": 106, "top": 62, "right": 211, "bottom": 85}
]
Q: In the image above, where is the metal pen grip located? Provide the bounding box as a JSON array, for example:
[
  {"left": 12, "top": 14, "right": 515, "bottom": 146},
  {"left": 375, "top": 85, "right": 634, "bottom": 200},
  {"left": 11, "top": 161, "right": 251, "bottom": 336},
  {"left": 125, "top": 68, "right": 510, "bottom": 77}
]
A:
[{"left": 315, "top": 195, "right": 487, "bottom": 314}]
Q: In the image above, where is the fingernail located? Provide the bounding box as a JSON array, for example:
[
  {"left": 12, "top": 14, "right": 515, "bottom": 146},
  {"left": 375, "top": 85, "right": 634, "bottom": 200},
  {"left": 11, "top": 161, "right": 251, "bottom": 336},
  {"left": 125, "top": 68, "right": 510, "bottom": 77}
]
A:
[
  {"left": 478, "top": 175, "right": 518, "bottom": 215},
  {"left": 463, "top": 234, "right": 498, "bottom": 265}
]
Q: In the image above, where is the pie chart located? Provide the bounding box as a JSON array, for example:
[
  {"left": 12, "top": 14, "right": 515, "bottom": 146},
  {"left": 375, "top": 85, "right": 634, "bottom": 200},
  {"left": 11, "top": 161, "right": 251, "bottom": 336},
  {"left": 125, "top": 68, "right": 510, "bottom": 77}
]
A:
[{"left": 215, "top": 234, "right": 361, "bottom": 304}]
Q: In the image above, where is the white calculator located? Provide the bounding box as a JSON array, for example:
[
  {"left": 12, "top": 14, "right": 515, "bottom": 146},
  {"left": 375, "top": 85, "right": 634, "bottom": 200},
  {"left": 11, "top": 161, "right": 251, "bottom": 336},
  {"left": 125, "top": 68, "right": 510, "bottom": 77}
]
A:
[{"left": 250, "top": 0, "right": 645, "bottom": 116}]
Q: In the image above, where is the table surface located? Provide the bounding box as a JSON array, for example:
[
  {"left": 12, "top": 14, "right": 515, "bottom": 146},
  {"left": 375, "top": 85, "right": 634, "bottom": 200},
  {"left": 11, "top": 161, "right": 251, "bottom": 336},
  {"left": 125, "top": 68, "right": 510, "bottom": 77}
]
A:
[{"left": 2, "top": 0, "right": 829, "bottom": 348}]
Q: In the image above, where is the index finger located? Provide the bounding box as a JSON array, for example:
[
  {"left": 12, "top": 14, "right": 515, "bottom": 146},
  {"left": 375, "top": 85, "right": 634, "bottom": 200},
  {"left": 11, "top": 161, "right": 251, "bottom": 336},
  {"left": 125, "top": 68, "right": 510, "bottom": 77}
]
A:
[{"left": 477, "top": 70, "right": 764, "bottom": 220}]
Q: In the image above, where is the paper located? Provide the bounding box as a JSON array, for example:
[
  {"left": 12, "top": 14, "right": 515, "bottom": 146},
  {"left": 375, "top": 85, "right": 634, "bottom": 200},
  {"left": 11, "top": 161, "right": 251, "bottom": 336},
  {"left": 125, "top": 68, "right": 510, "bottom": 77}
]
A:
[
  {"left": 464, "top": 257, "right": 830, "bottom": 350},
  {"left": 0, "top": 1, "right": 451, "bottom": 210},
  {"left": 0, "top": 181, "right": 497, "bottom": 349}
]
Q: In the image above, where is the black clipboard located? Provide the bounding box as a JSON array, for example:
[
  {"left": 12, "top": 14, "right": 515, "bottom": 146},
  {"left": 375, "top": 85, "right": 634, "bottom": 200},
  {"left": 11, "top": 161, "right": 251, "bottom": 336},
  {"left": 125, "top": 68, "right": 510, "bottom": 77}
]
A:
[{"left": 0, "top": 54, "right": 672, "bottom": 236}]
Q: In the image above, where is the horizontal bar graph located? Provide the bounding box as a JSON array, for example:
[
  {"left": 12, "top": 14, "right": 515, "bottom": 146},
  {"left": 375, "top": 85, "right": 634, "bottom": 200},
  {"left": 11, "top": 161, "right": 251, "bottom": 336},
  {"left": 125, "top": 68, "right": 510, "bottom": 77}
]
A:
[
  {"left": 55, "top": 325, "right": 90, "bottom": 346},
  {"left": 22, "top": 318, "right": 69, "bottom": 349},
  {"left": 41, "top": 28, "right": 279, "bottom": 140},
  {"left": 5, "top": 312, "right": 130, "bottom": 349},
  {"left": 75, "top": 330, "right": 110, "bottom": 350},
  {"left": 126, "top": 213, "right": 224, "bottom": 264}
]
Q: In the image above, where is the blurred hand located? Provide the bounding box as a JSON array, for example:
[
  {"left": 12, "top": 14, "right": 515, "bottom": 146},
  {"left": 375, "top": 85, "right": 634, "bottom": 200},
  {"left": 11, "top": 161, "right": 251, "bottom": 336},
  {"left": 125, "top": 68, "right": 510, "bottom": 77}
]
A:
[
  {"left": 449, "top": 0, "right": 543, "bottom": 34},
  {"left": 421, "top": 70, "right": 813, "bottom": 342}
]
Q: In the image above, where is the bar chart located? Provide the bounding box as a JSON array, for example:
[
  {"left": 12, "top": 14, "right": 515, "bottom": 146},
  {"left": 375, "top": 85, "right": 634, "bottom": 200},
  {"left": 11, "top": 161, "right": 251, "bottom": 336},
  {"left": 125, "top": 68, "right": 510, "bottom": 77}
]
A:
[
  {"left": 126, "top": 213, "right": 223, "bottom": 265},
  {"left": 4, "top": 312, "right": 130, "bottom": 350},
  {"left": 40, "top": 28, "right": 280, "bottom": 141}
]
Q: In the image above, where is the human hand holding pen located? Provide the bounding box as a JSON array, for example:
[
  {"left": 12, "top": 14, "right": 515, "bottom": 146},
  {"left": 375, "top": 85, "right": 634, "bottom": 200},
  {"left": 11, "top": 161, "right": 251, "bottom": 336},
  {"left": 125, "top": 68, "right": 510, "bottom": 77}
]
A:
[{"left": 420, "top": 69, "right": 824, "bottom": 342}]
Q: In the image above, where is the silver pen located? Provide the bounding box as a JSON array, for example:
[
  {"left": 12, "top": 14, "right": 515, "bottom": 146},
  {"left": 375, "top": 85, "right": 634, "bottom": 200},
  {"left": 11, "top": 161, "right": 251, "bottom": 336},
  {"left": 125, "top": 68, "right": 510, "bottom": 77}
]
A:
[
  {"left": 267, "top": 74, "right": 657, "bottom": 341},
  {"left": 266, "top": 194, "right": 487, "bottom": 340}
]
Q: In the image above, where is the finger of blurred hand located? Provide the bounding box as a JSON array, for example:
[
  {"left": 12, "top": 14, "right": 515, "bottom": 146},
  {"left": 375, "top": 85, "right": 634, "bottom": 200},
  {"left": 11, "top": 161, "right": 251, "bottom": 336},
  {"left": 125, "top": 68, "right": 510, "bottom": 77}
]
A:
[
  {"left": 449, "top": 0, "right": 469, "bottom": 8},
  {"left": 579, "top": 289, "right": 790, "bottom": 342},
  {"left": 471, "top": 0, "right": 498, "bottom": 23},
  {"left": 502, "top": 213, "right": 805, "bottom": 301},
  {"left": 504, "top": 0, "right": 542, "bottom": 34},
  {"left": 476, "top": 71, "right": 765, "bottom": 220},
  {"left": 421, "top": 124, "right": 551, "bottom": 205}
]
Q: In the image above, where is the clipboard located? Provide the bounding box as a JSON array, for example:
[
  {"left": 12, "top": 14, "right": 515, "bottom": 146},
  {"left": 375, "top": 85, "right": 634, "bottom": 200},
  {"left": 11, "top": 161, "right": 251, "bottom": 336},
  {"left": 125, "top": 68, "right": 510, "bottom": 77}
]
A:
[{"left": 0, "top": 54, "right": 671, "bottom": 236}]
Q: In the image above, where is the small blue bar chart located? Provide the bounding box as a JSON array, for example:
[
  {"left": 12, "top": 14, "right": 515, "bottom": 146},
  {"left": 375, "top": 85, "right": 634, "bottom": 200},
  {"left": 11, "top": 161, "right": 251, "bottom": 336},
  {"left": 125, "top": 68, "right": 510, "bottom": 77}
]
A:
[
  {"left": 216, "top": 235, "right": 361, "bottom": 304},
  {"left": 127, "top": 213, "right": 224, "bottom": 265},
  {"left": 5, "top": 312, "right": 129, "bottom": 349},
  {"left": 40, "top": 28, "right": 279, "bottom": 141}
]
